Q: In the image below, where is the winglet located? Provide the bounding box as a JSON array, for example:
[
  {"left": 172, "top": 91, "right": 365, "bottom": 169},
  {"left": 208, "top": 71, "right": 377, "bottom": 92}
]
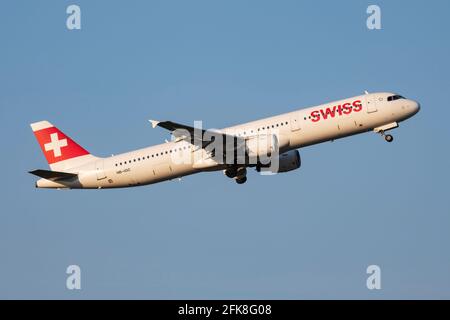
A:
[{"left": 149, "top": 119, "right": 160, "bottom": 128}]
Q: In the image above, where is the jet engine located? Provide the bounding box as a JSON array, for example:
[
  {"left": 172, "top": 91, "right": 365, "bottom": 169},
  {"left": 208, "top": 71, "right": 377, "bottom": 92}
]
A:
[
  {"left": 277, "top": 150, "right": 301, "bottom": 172},
  {"left": 257, "top": 150, "right": 301, "bottom": 173}
]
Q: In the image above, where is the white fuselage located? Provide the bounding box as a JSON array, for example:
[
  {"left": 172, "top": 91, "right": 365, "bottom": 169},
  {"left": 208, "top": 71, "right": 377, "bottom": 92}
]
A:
[{"left": 36, "top": 92, "right": 420, "bottom": 189}]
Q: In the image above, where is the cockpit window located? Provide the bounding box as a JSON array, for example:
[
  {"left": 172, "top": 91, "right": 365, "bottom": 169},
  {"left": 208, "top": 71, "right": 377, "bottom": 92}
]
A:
[{"left": 387, "top": 95, "right": 405, "bottom": 102}]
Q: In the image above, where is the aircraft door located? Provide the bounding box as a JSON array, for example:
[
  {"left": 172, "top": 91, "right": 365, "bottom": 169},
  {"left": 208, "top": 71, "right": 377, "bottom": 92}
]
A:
[
  {"left": 290, "top": 113, "right": 301, "bottom": 131},
  {"left": 366, "top": 96, "right": 378, "bottom": 113},
  {"left": 95, "top": 160, "right": 107, "bottom": 180},
  {"left": 154, "top": 163, "right": 172, "bottom": 180}
]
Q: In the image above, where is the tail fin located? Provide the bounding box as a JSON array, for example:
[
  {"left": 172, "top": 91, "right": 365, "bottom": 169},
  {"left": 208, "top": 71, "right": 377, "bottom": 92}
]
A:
[{"left": 30, "top": 121, "right": 97, "bottom": 171}]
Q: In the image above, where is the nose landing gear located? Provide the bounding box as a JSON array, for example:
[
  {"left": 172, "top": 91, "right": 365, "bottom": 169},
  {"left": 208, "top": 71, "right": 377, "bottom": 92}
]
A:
[
  {"left": 384, "top": 134, "right": 394, "bottom": 143},
  {"left": 374, "top": 123, "right": 398, "bottom": 143},
  {"left": 379, "top": 130, "right": 394, "bottom": 143}
]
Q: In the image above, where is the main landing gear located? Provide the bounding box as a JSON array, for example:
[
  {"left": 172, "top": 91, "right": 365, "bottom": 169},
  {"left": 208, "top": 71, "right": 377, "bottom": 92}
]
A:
[
  {"left": 234, "top": 167, "right": 247, "bottom": 184},
  {"left": 224, "top": 167, "right": 248, "bottom": 184},
  {"left": 235, "top": 176, "right": 247, "bottom": 184}
]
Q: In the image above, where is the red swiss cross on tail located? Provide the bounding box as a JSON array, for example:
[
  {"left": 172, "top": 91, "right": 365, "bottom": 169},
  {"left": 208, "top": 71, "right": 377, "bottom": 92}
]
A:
[{"left": 30, "top": 121, "right": 90, "bottom": 167}]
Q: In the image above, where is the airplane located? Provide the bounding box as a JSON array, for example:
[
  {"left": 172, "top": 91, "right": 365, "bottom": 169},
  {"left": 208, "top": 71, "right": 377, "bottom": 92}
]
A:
[{"left": 29, "top": 91, "right": 420, "bottom": 189}]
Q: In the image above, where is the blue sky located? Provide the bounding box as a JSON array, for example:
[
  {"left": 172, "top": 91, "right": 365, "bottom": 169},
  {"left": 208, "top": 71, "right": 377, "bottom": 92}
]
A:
[{"left": 1, "top": 0, "right": 449, "bottom": 299}]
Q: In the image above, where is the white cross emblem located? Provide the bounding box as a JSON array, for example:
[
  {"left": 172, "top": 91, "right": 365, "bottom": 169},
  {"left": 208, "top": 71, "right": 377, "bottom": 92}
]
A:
[{"left": 44, "top": 133, "right": 68, "bottom": 157}]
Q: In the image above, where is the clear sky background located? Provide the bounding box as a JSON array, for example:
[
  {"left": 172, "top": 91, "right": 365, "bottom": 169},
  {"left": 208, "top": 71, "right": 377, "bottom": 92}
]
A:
[{"left": 1, "top": 0, "right": 449, "bottom": 299}]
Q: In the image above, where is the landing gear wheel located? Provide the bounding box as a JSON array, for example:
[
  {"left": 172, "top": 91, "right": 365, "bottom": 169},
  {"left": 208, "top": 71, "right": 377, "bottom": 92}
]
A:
[
  {"left": 224, "top": 168, "right": 237, "bottom": 178},
  {"left": 384, "top": 134, "right": 394, "bottom": 143},
  {"left": 235, "top": 177, "right": 247, "bottom": 184},
  {"left": 236, "top": 167, "right": 247, "bottom": 177}
]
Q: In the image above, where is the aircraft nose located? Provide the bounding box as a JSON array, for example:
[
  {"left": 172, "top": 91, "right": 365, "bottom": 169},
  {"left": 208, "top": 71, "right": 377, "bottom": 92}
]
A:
[
  {"left": 412, "top": 100, "right": 421, "bottom": 115},
  {"left": 405, "top": 99, "right": 420, "bottom": 117}
]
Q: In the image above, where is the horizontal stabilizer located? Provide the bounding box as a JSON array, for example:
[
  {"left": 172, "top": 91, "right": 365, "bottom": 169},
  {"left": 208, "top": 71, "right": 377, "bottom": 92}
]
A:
[{"left": 29, "top": 169, "right": 78, "bottom": 181}]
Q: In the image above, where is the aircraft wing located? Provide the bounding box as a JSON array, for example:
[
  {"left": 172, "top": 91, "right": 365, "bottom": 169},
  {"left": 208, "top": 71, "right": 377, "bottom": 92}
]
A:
[{"left": 149, "top": 120, "right": 245, "bottom": 151}]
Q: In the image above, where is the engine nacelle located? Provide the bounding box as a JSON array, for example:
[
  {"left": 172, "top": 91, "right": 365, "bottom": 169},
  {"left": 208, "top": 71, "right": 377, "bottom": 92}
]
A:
[
  {"left": 257, "top": 150, "right": 301, "bottom": 173},
  {"left": 277, "top": 150, "right": 301, "bottom": 173}
]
